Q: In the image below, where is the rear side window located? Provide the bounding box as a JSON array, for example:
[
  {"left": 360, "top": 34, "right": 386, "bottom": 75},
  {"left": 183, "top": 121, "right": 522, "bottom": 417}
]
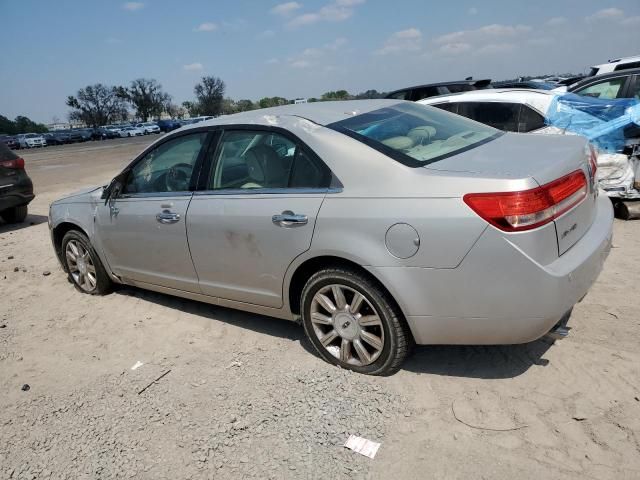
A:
[
  {"left": 209, "top": 130, "right": 330, "bottom": 190},
  {"left": 456, "top": 102, "right": 520, "bottom": 132},
  {"left": 432, "top": 103, "right": 458, "bottom": 113},
  {"left": 614, "top": 61, "right": 640, "bottom": 71},
  {"left": 518, "top": 105, "right": 546, "bottom": 132}
]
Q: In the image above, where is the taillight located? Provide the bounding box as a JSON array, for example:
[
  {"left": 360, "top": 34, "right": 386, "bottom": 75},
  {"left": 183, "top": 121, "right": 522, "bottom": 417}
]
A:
[
  {"left": 0, "top": 158, "right": 25, "bottom": 169},
  {"left": 463, "top": 170, "right": 588, "bottom": 232}
]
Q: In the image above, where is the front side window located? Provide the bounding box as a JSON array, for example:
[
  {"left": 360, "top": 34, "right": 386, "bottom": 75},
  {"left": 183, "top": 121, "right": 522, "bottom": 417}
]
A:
[
  {"left": 209, "top": 130, "right": 329, "bottom": 190},
  {"left": 123, "top": 133, "right": 206, "bottom": 194},
  {"left": 329, "top": 102, "right": 500, "bottom": 166},
  {"left": 574, "top": 78, "right": 625, "bottom": 99}
]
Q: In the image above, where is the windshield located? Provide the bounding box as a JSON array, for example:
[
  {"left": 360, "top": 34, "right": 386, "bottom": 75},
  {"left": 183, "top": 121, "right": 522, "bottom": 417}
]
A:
[{"left": 328, "top": 102, "right": 501, "bottom": 166}]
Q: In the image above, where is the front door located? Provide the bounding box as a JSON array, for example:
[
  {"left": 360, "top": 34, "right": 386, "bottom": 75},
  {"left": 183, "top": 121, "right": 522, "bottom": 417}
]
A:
[
  {"left": 96, "top": 132, "right": 208, "bottom": 292},
  {"left": 187, "top": 129, "right": 332, "bottom": 308}
]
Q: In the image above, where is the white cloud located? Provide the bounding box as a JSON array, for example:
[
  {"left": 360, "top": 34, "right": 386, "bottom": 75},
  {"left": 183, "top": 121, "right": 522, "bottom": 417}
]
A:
[
  {"left": 585, "top": 8, "right": 623, "bottom": 22},
  {"left": 259, "top": 29, "right": 276, "bottom": 38},
  {"left": 271, "top": 2, "right": 302, "bottom": 16},
  {"left": 468, "top": 7, "right": 478, "bottom": 15},
  {"left": 375, "top": 28, "right": 422, "bottom": 55},
  {"left": 290, "top": 59, "right": 312, "bottom": 68},
  {"left": 287, "top": 0, "right": 365, "bottom": 28},
  {"left": 435, "top": 24, "right": 531, "bottom": 45},
  {"left": 545, "top": 16, "right": 566, "bottom": 26},
  {"left": 265, "top": 58, "right": 280, "bottom": 65},
  {"left": 194, "top": 22, "right": 218, "bottom": 32},
  {"left": 122, "top": 2, "right": 144, "bottom": 11},
  {"left": 105, "top": 37, "right": 122, "bottom": 44},
  {"left": 438, "top": 42, "right": 471, "bottom": 55},
  {"left": 286, "top": 37, "right": 349, "bottom": 69},
  {"left": 621, "top": 15, "right": 640, "bottom": 26},
  {"left": 183, "top": 63, "right": 203, "bottom": 71}
]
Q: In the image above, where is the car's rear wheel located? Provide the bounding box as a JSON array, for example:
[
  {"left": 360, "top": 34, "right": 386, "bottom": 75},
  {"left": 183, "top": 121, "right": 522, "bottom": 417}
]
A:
[
  {"left": 1, "top": 205, "right": 28, "bottom": 223},
  {"left": 62, "top": 230, "right": 111, "bottom": 295},
  {"left": 301, "top": 267, "right": 412, "bottom": 375}
]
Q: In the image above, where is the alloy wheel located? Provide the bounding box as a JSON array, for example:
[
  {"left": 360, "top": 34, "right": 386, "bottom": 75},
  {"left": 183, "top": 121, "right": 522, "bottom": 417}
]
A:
[
  {"left": 310, "top": 284, "right": 385, "bottom": 366},
  {"left": 65, "top": 240, "right": 97, "bottom": 292}
]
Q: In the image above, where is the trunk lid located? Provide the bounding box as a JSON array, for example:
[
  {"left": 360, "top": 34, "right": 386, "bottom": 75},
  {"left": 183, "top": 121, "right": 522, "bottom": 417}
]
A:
[{"left": 429, "top": 132, "right": 596, "bottom": 256}]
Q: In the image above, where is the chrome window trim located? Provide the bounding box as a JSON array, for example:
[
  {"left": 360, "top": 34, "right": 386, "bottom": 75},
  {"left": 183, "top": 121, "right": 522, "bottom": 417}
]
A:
[
  {"left": 193, "top": 187, "right": 342, "bottom": 197},
  {"left": 118, "top": 191, "right": 193, "bottom": 199}
]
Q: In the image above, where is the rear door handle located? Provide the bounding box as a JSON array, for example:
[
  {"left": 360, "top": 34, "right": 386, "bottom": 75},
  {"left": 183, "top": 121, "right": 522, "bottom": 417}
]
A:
[
  {"left": 156, "top": 210, "right": 181, "bottom": 224},
  {"left": 272, "top": 212, "right": 308, "bottom": 227}
]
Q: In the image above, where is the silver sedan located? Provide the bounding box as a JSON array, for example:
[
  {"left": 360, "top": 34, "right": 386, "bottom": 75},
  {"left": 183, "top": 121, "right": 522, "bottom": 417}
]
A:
[{"left": 49, "top": 100, "right": 613, "bottom": 375}]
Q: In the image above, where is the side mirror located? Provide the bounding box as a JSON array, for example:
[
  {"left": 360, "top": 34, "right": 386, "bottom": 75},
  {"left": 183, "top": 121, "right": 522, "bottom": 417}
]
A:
[{"left": 102, "top": 171, "right": 128, "bottom": 203}]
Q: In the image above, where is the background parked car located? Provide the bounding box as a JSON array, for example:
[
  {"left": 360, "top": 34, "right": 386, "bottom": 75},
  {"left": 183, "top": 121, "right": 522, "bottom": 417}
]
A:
[
  {"left": 491, "top": 80, "right": 556, "bottom": 90},
  {"left": 385, "top": 78, "right": 492, "bottom": 102},
  {"left": 17, "top": 133, "right": 46, "bottom": 148},
  {"left": 156, "top": 119, "right": 181, "bottom": 132},
  {"left": 44, "top": 132, "right": 70, "bottom": 146},
  {"left": 66, "top": 130, "right": 85, "bottom": 143},
  {"left": 586, "top": 54, "right": 640, "bottom": 77},
  {"left": 0, "top": 142, "right": 34, "bottom": 223},
  {"left": 134, "top": 122, "right": 161, "bottom": 134},
  {"left": 565, "top": 68, "right": 640, "bottom": 100},
  {"left": 90, "top": 127, "right": 119, "bottom": 140},
  {"left": 0, "top": 136, "right": 20, "bottom": 150},
  {"left": 118, "top": 126, "right": 144, "bottom": 137}
]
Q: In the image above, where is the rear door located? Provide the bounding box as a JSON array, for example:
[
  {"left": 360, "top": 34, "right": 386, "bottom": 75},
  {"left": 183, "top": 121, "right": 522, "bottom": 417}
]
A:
[
  {"left": 187, "top": 128, "right": 332, "bottom": 308},
  {"left": 96, "top": 131, "right": 209, "bottom": 292}
]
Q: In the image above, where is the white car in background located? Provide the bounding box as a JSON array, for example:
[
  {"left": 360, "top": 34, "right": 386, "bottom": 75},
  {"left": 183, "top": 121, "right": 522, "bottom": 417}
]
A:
[
  {"left": 418, "top": 89, "right": 557, "bottom": 133},
  {"left": 17, "top": 133, "right": 46, "bottom": 148},
  {"left": 587, "top": 54, "right": 640, "bottom": 77},
  {"left": 135, "top": 122, "right": 161, "bottom": 135},
  {"left": 419, "top": 89, "right": 640, "bottom": 213},
  {"left": 118, "top": 126, "right": 144, "bottom": 138}
]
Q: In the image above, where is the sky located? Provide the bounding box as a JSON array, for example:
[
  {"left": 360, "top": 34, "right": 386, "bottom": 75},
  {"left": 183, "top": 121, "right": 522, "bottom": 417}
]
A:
[{"left": 1, "top": 0, "right": 640, "bottom": 123}]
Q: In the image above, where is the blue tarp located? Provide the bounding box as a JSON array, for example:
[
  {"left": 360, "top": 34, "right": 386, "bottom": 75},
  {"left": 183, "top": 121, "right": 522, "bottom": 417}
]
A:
[{"left": 545, "top": 93, "right": 640, "bottom": 153}]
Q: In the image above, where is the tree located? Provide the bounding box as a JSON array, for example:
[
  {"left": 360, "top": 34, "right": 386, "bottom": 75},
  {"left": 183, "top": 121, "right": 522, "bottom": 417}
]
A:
[
  {"left": 66, "top": 84, "right": 128, "bottom": 127},
  {"left": 258, "top": 97, "right": 288, "bottom": 109},
  {"left": 182, "top": 101, "right": 199, "bottom": 117},
  {"left": 355, "top": 89, "right": 386, "bottom": 99},
  {"left": 235, "top": 99, "right": 255, "bottom": 112},
  {"left": 194, "top": 76, "right": 225, "bottom": 116},
  {"left": 117, "top": 78, "right": 171, "bottom": 121},
  {"left": 321, "top": 90, "right": 351, "bottom": 101}
]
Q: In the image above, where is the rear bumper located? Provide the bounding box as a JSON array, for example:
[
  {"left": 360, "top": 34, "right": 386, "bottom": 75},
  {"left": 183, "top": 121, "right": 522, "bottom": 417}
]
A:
[
  {"left": 368, "top": 194, "right": 613, "bottom": 345},
  {"left": 0, "top": 190, "right": 35, "bottom": 212}
]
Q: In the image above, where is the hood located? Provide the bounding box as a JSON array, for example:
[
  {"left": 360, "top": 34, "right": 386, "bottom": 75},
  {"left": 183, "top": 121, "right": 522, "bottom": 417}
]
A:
[
  {"left": 51, "top": 185, "right": 104, "bottom": 205},
  {"left": 424, "top": 132, "right": 588, "bottom": 186}
]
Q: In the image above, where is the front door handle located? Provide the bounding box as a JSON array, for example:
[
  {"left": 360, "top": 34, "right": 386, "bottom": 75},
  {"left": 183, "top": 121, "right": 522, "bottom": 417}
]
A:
[
  {"left": 156, "top": 210, "right": 181, "bottom": 224},
  {"left": 272, "top": 211, "right": 308, "bottom": 227}
]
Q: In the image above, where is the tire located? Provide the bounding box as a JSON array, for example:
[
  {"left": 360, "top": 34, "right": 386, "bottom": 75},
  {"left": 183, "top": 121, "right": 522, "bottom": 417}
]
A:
[
  {"left": 61, "top": 230, "right": 112, "bottom": 295},
  {"left": 301, "top": 267, "right": 412, "bottom": 376},
  {"left": 1, "top": 205, "right": 28, "bottom": 223}
]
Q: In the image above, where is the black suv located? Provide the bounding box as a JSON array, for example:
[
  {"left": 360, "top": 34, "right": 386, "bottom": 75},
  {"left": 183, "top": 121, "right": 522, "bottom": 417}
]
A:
[
  {"left": 0, "top": 142, "right": 34, "bottom": 223},
  {"left": 385, "top": 79, "right": 492, "bottom": 102}
]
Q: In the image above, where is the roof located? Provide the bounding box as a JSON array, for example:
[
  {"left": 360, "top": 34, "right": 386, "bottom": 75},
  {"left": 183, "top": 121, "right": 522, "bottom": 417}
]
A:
[
  {"left": 592, "top": 54, "right": 640, "bottom": 68},
  {"left": 186, "top": 99, "right": 403, "bottom": 128},
  {"left": 569, "top": 67, "right": 640, "bottom": 91},
  {"left": 418, "top": 89, "right": 556, "bottom": 114},
  {"left": 385, "top": 79, "right": 491, "bottom": 96}
]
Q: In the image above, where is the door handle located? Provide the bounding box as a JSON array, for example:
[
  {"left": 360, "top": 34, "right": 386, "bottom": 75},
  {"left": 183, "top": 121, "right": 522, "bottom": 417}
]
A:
[
  {"left": 156, "top": 210, "right": 181, "bottom": 224},
  {"left": 272, "top": 212, "right": 308, "bottom": 227}
]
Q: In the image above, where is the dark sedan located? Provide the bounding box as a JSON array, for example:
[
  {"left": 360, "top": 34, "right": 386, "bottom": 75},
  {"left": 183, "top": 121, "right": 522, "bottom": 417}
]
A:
[
  {"left": 0, "top": 142, "right": 34, "bottom": 223},
  {"left": 0, "top": 136, "right": 20, "bottom": 150}
]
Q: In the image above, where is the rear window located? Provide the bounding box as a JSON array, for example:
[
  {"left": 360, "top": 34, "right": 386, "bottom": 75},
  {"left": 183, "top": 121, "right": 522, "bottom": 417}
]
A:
[{"left": 328, "top": 102, "right": 501, "bottom": 167}]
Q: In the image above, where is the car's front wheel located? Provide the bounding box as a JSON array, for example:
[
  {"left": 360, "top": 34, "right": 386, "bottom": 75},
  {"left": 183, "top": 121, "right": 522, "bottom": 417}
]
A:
[
  {"left": 1, "top": 205, "right": 28, "bottom": 223},
  {"left": 62, "top": 230, "right": 112, "bottom": 295},
  {"left": 301, "top": 267, "right": 412, "bottom": 375}
]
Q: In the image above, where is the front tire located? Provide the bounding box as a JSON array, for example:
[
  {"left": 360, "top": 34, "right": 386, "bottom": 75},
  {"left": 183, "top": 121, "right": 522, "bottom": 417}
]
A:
[
  {"left": 301, "top": 267, "right": 412, "bottom": 376},
  {"left": 61, "top": 230, "right": 112, "bottom": 295},
  {"left": 1, "top": 205, "right": 28, "bottom": 223}
]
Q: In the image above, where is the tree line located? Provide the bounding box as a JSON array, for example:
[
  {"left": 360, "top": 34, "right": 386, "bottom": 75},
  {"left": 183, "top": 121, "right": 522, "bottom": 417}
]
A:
[
  {"left": 0, "top": 115, "right": 49, "bottom": 135},
  {"left": 65, "top": 76, "right": 388, "bottom": 128}
]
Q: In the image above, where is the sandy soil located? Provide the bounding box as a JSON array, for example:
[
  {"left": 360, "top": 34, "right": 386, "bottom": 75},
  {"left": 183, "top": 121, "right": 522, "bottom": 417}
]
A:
[{"left": 1, "top": 138, "right": 639, "bottom": 479}]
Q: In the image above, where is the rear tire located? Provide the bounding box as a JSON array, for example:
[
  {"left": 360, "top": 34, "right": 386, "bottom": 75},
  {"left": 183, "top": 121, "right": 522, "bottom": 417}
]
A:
[
  {"left": 301, "top": 267, "right": 412, "bottom": 376},
  {"left": 1, "top": 205, "right": 28, "bottom": 223},
  {"left": 61, "top": 230, "right": 112, "bottom": 295}
]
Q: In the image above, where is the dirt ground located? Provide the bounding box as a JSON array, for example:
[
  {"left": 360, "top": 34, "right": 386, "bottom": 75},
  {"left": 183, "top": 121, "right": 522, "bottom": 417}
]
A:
[{"left": 1, "top": 137, "right": 639, "bottom": 479}]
